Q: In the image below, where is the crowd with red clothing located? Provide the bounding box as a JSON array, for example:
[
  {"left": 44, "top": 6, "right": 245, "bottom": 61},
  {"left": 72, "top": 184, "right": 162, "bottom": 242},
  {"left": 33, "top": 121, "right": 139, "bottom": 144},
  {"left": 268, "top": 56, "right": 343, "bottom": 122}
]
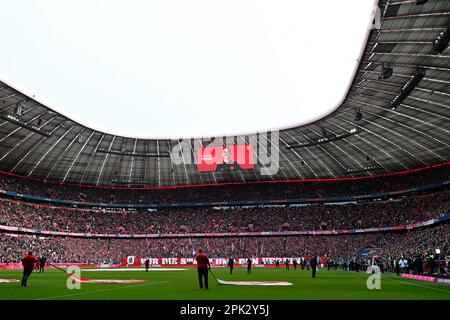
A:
[
  {"left": 1, "top": 223, "right": 448, "bottom": 267},
  {"left": 0, "top": 190, "right": 447, "bottom": 235}
]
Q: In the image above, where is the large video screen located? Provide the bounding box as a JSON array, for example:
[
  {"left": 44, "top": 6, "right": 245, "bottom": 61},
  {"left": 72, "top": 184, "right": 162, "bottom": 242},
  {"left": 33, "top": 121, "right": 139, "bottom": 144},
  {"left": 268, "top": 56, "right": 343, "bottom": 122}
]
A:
[{"left": 197, "top": 144, "right": 254, "bottom": 172}]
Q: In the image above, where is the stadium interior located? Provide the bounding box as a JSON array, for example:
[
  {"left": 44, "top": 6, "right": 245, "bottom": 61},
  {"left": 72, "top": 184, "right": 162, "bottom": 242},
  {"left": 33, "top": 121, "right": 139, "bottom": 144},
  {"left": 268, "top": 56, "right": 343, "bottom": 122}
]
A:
[{"left": 0, "top": 0, "right": 449, "bottom": 303}]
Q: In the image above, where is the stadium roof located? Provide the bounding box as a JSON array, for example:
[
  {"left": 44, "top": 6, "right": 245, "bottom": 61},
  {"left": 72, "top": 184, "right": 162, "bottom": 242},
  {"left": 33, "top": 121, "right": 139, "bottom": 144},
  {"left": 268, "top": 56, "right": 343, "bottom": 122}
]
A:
[{"left": 0, "top": 0, "right": 449, "bottom": 188}]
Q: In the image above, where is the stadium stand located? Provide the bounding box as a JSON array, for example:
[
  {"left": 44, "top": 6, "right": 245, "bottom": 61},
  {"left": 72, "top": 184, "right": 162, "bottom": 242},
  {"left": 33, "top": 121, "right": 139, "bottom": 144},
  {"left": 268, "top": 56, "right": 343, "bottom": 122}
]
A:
[
  {"left": 0, "top": 224, "right": 448, "bottom": 268},
  {"left": 0, "top": 169, "right": 448, "bottom": 276},
  {"left": 0, "top": 190, "right": 448, "bottom": 234},
  {"left": 0, "top": 164, "right": 448, "bottom": 204}
]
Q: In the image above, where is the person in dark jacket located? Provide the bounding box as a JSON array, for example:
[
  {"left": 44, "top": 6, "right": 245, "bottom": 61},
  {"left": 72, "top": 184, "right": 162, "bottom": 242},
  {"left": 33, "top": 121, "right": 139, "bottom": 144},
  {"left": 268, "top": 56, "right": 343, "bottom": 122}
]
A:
[
  {"left": 415, "top": 256, "right": 424, "bottom": 275},
  {"left": 216, "top": 147, "right": 242, "bottom": 172},
  {"left": 310, "top": 256, "right": 318, "bottom": 278},
  {"left": 395, "top": 259, "right": 401, "bottom": 276},
  {"left": 228, "top": 257, "right": 235, "bottom": 275},
  {"left": 247, "top": 258, "right": 252, "bottom": 274},
  {"left": 39, "top": 257, "right": 46, "bottom": 273},
  {"left": 145, "top": 259, "right": 150, "bottom": 272}
]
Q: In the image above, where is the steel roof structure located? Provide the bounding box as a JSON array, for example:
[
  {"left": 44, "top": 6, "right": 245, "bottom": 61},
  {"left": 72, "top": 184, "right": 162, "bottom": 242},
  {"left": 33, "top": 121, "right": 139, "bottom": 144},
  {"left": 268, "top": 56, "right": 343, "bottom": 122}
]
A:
[{"left": 0, "top": 0, "right": 449, "bottom": 188}]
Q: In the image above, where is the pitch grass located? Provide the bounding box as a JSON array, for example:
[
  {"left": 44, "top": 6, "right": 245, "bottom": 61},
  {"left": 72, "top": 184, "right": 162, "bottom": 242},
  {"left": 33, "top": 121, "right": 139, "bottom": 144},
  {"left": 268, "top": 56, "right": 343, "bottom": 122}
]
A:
[{"left": 0, "top": 268, "right": 449, "bottom": 300}]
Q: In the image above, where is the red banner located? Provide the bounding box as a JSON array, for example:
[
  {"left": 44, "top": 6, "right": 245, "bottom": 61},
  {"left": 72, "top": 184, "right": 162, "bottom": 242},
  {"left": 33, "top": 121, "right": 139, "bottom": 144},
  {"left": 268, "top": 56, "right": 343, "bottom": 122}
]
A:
[
  {"left": 0, "top": 257, "right": 327, "bottom": 270},
  {"left": 127, "top": 256, "right": 328, "bottom": 267}
]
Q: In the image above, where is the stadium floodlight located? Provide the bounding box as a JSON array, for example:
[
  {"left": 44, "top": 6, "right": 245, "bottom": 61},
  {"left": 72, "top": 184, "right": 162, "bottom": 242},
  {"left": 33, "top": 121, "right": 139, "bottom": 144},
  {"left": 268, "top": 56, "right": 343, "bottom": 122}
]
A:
[
  {"left": 1, "top": 114, "right": 51, "bottom": 137},
  {"left": 97, "top": 148, "right": 170, "bottom": 158},
  {"left": 433, "top": 21, "right": 450, "bottom": 54},
  {"left": 354, "top": 108, "right": 363, "bottom": 122},
  {"left": 287, "top": 128, "right": 360, "bottom": 149},
  {"left": 13, "top": 101, "right": 25, "bottom": 116},
  {"left": 390, "top": 67, "right": 425, "bottom": 110},
  {"left": 111, "top": 178, "right": 153, "bottom": 185},
  {"left": 346, "top": 166, "right": 383, "bottom": 174},
  {"left": 379, "top": 63, "right": 393, "bottom": 80}
]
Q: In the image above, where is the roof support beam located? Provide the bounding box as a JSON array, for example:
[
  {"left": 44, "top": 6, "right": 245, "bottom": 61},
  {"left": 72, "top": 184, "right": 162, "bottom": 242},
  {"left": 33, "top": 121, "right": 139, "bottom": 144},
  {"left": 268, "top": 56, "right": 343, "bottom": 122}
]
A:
[
  {"left": 79, "top": 133, "right": 105, "bottom": 185},
  {"left": 345, "top": 98, "right": 450, "bottom": 144},
  {"left": 286, "top": 129, "right": 335, "bottom": 178},
  {"left": 27, "top": 125, "right": 75, "bottom": 176},
  {"left": 341, "top": 110, "right": 446, "bottom": 162},
  {"left": 0, "top": 115, "right": 58, "bottom": 163},
  {"left": 44, "top": 128, "right": 85, "bottom": 180},
  {"left": 62, "top": 130, "right": 95, "bottom": 183},
  {"left": 95, "top": 136, "right": 116, "bottom": 186}
]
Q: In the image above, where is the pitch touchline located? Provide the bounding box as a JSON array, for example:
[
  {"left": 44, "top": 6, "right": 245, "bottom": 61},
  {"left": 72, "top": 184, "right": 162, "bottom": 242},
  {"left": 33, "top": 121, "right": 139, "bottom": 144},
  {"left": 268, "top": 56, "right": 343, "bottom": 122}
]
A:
[
  {"left": 383, "top": 275, "right": 450, "bottom": 293},
  {"left": 35, "top": 280, "right": 169, "bottom": 300}
]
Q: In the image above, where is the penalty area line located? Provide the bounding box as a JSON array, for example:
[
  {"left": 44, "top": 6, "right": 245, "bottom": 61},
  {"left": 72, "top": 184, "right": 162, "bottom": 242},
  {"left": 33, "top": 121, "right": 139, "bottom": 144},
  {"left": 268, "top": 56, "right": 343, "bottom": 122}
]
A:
[{"left": 35, "top": 280, "right": 169, "bottom": 300}]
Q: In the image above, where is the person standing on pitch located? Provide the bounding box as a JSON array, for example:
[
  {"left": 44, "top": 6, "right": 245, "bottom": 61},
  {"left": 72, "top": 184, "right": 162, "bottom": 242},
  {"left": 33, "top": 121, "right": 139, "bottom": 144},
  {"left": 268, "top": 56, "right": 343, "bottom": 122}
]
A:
[
  {"left": 395, "top": 258, "right": 400, "bottom": 276},
  {"left": 195, "top": 249, "right": 211, "bottom": 289},
  {"left": 145, "top": 258, "right": 150, "bottom": 272},
  {"left": 293, "top": 259, "right": 298, "bottom": 270},
  {"left": 39, "top": 256, "right": 46, "bottom": 273},
  {"left": 247, "top": 258, "right": 252, "bottom": 274},
  {"left": 228, "top": 257, "right": 235, "bottom": 275},
  {"left": 327, "top": 258, "right": 331, "bottom": 271},
  {"left": 310, "top": 255, "right": 318, "bottom": 278},
  {"left": 21, "top": 251, "right": 38, "bottom": 287},
  {"left": 275, "top": 259, "right": 280, "bottom": 269},
  {"left": 285, "top": 258, "right": 290, "bottom": 271}
]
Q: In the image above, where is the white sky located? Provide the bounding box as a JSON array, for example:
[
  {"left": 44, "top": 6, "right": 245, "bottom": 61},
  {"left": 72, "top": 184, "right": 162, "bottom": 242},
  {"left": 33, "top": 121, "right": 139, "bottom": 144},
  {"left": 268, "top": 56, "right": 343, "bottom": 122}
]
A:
[{"left": 0, "top": 0, "right": 375, "bottom": 139}]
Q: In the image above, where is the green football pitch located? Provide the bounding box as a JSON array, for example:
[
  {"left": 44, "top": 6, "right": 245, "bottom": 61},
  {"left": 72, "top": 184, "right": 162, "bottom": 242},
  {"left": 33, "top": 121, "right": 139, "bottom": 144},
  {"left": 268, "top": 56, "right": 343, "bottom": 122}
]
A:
[{"left": 0, "top": 268, "right": 449, "bottom": 300}]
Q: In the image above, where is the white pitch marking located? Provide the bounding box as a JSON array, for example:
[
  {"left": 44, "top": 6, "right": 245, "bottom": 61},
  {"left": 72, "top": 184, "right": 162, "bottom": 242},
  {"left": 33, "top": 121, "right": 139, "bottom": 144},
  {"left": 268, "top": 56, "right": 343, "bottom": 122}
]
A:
[
  {"left": 383, "top": 275, "right": 450, "bottom": 293},
  {"left": 36, "top": 280, "right": 169, "bottom": 300}
]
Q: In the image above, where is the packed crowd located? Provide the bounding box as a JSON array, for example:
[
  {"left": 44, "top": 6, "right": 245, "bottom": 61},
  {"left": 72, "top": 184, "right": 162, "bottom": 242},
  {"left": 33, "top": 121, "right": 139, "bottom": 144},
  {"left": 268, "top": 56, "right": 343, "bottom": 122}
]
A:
[
  {"left": 0, "top": 164, "right": 448, "bottom": 204},
  {"left": 0, "top": 223, "right": 448, "bottom": 265},
  {"left": 0, "top": 190, "right": 448, "bottom": 234},
  {"left": 331, "top": 253, "right": 448, "bottom": 276},
  {"left": 0, "top": 164, "right": 448, "bottom": 275}
]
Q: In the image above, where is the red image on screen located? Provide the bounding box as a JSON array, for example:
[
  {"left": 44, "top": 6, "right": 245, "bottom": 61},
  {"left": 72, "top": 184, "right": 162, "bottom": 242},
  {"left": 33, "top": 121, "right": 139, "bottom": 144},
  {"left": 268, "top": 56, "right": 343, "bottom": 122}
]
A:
[{"left": 197, "top": 144, "right": 254, "bottom": 172}]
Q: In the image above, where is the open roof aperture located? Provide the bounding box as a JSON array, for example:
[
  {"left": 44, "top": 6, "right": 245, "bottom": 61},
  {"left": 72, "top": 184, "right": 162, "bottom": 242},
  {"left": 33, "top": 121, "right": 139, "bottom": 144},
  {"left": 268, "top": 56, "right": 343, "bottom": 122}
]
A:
[{"left": 0, "top": 0, "right": 375, "bottom": 139}]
